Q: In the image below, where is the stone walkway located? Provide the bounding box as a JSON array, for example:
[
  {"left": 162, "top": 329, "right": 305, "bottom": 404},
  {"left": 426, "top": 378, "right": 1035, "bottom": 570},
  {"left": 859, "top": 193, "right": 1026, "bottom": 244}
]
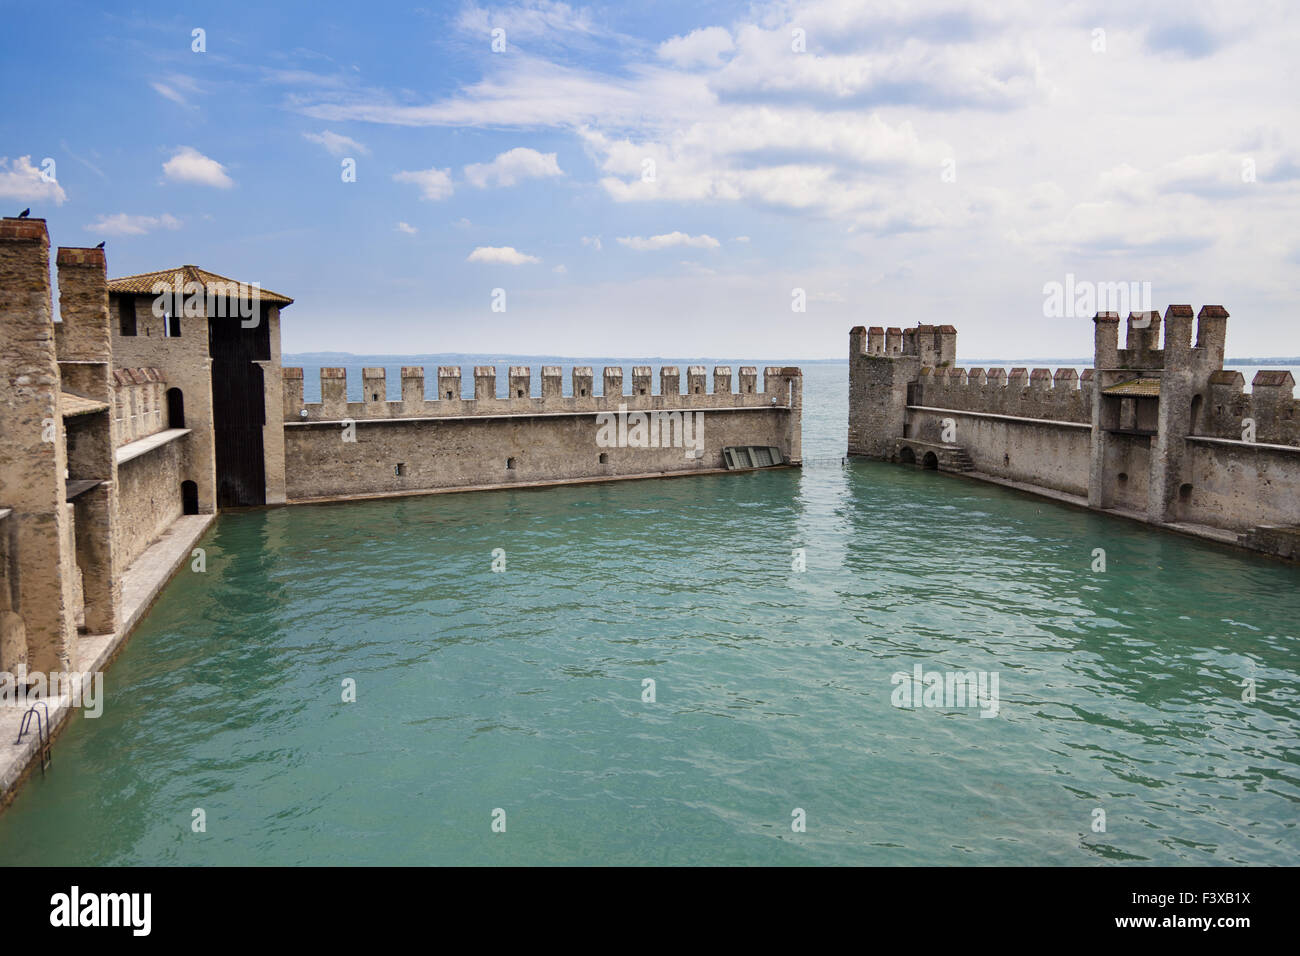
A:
[
  {"left": 0, "top": 513, "right": 214, "bottom": 804},
  {"left": 954, "top": 469, "right": 1250, "bottom": 552}
]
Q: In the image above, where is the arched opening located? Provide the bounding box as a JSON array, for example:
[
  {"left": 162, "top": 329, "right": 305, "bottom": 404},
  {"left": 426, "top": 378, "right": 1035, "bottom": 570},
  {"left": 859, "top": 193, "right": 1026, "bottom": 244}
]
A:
[
  {"left": 1179, "top": 483, "right": 1193, "bottom": 501},
  {"left": 166, "top": 388, "right": 185, "bottom": 428},
  {"left": 922, "top": 451, "right": 939, "bottom": 470},
  {"left": 181, "top": 480, "right": 199, "bottom": 515},
  {"left": 1118, "top": 472, "right": 1128, "bottom": 483},
  {"left": 1190, "top": 394, "right": 1204, "bottom": 434},
  {"left": 506, "top": 457, "right": 517, "bottom": 470},
  {"left": 598, "top": 453, "right": 608, "bottom": 464},
  {"left": 898, "top": 446, "right": 916, "bottom": 465}
]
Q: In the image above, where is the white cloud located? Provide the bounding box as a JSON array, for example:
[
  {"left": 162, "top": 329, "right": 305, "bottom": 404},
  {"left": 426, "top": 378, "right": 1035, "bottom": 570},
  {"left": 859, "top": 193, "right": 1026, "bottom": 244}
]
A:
[
  {"left": 464, "top": 147, "right": 563, "bottom": 187},
  {"left": 280, "top": 1, "right": 1300, "bottom": 356},
  {"left": 151, "top": 83, "right": 189, "bottom": 106},
  {"left": 393, "top": 166, "right": 454, "bottom": 200},
  {"left": 85, "top": 213, "right": 182, "bottom": 236},
  {"left": 659, "top": 26, "right": 734, "bottom": 68},
  {"left": 151, "top": 74, "right": 201, "bottom": 107},
  {"left": 0, "top": 155, "right": 67, "bottom": 204},
  {"left": 552, "top": 263, "right": 567, "bottom": 273},
  {"left": 467, "top": 245, "right": 541, "bottom": 264},
  {"left": 581, "top": 234, "right": 602, "bottom": 250},
  {"left": 304, "top": 130, "right": 370, "bottom": 156},
  {"left": 396, "top": 221, "right": 418, "bottom": 234},
  {"left": 456, "top": 1, "right": 603, "bottom": 41},
  {"left": 734, "top": 235, "right": 750, "bottom": 242},
  {"left": 162, "top": 147, "right": 233, "bottom": 188},
  {"left": 617, "top": 232, "right": 720, "bottom": 250}
]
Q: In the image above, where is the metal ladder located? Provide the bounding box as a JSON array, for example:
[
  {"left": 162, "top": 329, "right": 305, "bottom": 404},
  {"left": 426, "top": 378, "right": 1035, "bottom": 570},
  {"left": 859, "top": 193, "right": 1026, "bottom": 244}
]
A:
[{"left": 15, "top": 699, "right": 52, "bottom": 774}]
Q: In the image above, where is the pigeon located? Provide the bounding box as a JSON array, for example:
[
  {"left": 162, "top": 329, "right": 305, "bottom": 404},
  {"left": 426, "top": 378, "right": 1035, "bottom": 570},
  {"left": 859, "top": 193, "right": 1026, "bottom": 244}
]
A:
[
  {"left": 95, "top": 241, "right": 105, "bottom": 249},
  {"left": 18, "top": 208, "right": 30, "bottom": 218}
]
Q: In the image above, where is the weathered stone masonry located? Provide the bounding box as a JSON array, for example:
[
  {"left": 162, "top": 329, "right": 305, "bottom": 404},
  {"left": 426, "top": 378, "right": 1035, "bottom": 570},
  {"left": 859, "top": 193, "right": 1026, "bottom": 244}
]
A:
[
  {"left": 280, "top": 364, "right": 803, "bottom": 500},
  {"left": 848, "top": 310, "right": 1300, "bottom": 560}
]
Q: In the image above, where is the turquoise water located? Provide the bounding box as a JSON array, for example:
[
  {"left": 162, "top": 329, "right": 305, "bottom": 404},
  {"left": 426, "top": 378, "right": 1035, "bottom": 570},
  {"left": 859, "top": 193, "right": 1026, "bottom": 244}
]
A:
[{"left": 0, "top": 365, "right": 1297, "bottom": 865}]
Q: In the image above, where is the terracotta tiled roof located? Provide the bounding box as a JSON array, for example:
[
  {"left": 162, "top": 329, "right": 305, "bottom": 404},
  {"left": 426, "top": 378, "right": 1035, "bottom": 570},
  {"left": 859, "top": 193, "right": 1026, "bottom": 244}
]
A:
[
  {"left": 1103, "top": 377, "right": 1161, "bottom": 397},
  {"left": 1252, "top": 370, "right": 1296, "bottom": 387},
  {"left": 1208, "top": 370, "right": 1244, "bottom": 386},
  {"left": 60, "top": 391, "right": 108, "bottom": 417},
  {"left": 107, "top": 265, "right": 293, "bottom": 306}
]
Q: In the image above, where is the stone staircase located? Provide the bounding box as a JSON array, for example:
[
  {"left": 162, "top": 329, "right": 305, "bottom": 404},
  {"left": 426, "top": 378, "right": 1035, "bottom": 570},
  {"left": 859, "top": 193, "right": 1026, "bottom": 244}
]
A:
[
  {"left": 893, "top": 438, "right": 977, "bottom": 474},
  {"left": 948, "top": 448, "right": 975, "bottom": 473}
]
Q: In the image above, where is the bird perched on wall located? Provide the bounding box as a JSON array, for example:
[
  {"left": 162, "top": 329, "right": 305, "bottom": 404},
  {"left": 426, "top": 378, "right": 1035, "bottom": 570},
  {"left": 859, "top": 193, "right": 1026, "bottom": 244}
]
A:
[
  {"left": 17, "top": 208, "right": 30, "bottom": 218},
  {"left": 96, "top": 241, "right": 105, "bottom": 249}
]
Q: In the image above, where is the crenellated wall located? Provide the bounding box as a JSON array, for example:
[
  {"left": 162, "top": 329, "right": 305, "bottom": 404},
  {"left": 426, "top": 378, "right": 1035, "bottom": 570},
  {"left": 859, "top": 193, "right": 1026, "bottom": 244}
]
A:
[
  {"left": 911, "top": 366, "right": 1093, "bottom": 424},
  {"left": 282, "top": 364, "right": 793, "bottom": 421},
  {"left": 850, "top": 310, "right": 1300, "bottom": 560},
  {"left": 1197, "top": 370, "right": 1300, "bottom": 446},
  {"left": 280, "top": 364, "right": 802, "bottom": 501},
  {"left": 111, "top": 367, "right": 169, "bottom": 446}
]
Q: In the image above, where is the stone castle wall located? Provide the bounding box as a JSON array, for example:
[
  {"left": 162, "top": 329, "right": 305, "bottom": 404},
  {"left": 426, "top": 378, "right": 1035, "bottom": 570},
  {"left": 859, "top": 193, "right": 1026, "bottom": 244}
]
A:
[
  {"left": 912, "top": 367, "right": 1093, "bottom": 424},
  {"left": 116, "top": 440, "right": 185, "bottom": 570},
  {"left": 849, "top": 311, "right": 1300, "bottom": 559},
  {"left": 281, "top": 364, "right": 803, "bottom": 501}
]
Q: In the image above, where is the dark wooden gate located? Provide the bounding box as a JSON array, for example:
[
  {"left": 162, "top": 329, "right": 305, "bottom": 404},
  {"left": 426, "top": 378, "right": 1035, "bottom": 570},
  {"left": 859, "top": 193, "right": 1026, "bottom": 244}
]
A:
[{"left": 210, "top": 310, "right": 269, "bottom": 508}]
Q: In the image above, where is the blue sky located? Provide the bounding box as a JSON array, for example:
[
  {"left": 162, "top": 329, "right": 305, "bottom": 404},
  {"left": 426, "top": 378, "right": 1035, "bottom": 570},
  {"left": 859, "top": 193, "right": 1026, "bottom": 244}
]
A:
[{"left": 2, "top": 0, "right": 1297, "bottom": 358}]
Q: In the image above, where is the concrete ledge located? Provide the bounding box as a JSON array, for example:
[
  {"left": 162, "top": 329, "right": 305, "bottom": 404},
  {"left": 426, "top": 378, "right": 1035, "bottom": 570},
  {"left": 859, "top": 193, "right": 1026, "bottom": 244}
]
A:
[
  {"left": 917, "top": 465, "right": 1292, "bottom": 561},
  {"left": 115, "top": 427, "right": 191, "bottom": 465},
  {"left": 953, "top": 470, "right": 1089, "bottom": 509},
  {"left": 0, "top": 513, "right": 214, "bottom": 807},
  {"left": 286, "top": 464, "right": 797, "bottom": 506},
  {"left": 1186, "top": 435, "right": 1300, "bottom": 455},
  {"left": 907, "top": 405, "right": 1092, "bottom": 430}
]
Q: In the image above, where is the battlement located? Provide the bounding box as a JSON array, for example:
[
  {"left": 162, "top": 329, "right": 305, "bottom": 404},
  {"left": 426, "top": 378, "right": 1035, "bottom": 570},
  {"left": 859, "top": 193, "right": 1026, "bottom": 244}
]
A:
[
  {"left": 282, "top": 364, "right": 802, "bottom": 423},
  {"left": 1199, "top": 368, "right": 1300, "bottom": 445},
  {"left": 849, "top": 307, "right": 1300, "bottom": 558},
  {"left": 110, "top": 367, "right": 170, "bottom": 445},
  {"left": 913, "top": 365, "right": 1094, "bottom": 423},
  {"left": 851, "top": 323, "right": 955, "bottom": 365},
  {"left": 1095, "top": 304, "right": 1229, "bottom": 370}
]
